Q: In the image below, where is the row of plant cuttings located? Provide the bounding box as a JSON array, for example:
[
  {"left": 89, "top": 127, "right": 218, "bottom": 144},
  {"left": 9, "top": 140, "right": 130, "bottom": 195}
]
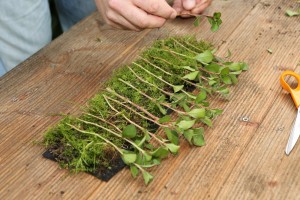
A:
[{"left": 43, "top": 36, "right": 248, "bottom": 185}]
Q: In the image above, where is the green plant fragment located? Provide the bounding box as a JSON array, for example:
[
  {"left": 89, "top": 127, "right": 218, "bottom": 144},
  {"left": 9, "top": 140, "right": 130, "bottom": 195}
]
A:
[
  {"left": 195, "top": 50, "right": 213, "bottom": 64},
  {"left": 151, "top": 147, "right": 169, "bottom": 159},
  {"left": 286, "top": 9, "right": 300, "bottom": 17},
  {"left": 173, "top": 85, "right": 184, "bottom": 93},
  {"left": 122, "top": 152, "right": 137, "bottom": 164},
  {"left": 130, "top": 165, "right": 139, "bottom": 178},
  {"left": 188, "top": 108, "right": 206, "bottom": 119},
  {"left": 122, "top": 124, "right": 137, "bottom": 138},
  {"left": 164, "top": 128, "right": 179, "bottom": 145},
  {"left": 165, "top": 143, "right": 180, "bottom": 154},
  {"left": 142, "top": 171, "right": 153, "bottom": 185},
  {"left": 177, "top": 119, "right": 196, "bottom": 130},
  {"left": 183, "top": 71, "right": 199, "bottom": 80},
  {"left": 159, "top": 115, "right": 172, "bottom": 123}
]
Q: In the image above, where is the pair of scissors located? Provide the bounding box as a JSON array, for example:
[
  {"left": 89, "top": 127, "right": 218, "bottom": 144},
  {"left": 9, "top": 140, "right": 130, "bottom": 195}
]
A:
[{"left": 280, "top": 71, "right": 300, "bottom": 155}]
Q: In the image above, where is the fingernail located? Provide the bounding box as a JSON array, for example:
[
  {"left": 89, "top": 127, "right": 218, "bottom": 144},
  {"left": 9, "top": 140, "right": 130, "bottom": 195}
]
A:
[{"left": 183, "top": 0, "right": 196, "bottom": 10}]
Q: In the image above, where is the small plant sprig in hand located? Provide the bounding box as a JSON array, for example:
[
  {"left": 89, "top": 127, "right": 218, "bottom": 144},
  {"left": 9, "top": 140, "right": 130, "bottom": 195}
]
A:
[
  {"left": 178, "top": 12, "right": 222, "bottom": 32},
  {"left": 43, "top": 36, "right": 247, "bottom": 185}
]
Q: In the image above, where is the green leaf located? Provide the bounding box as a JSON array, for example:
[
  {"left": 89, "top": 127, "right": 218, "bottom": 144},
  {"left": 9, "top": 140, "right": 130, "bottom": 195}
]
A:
[
  {"left": 164, "top": 128, "right": 179, "bottom": 145},
  {"left": 140, "top": 159, "right": 161, "bottom": 168},
  {"left": 195, "top": 50, "right": 214, "bottom": 64},
  {"left": 241, "top": 62, "right": 249, "bottom": 71},
  {"left": 195, "top": 90, "right": 207, "bottom": 103},
  {"left": 220, "top": 67, "right": 230, "bottom": 75},
  {"left": 165, "top": 143, "right": 180, "bottom": 154},
  {"left": 182, "top": 71, "right": 199, "bottom": 80},
  {"left": 228, "top": 62, "right": 242, "bottom": 71},
  {"left": 229, "top": 74, "right": 238, "bottom": 84},
  {"left": 142, "top": 171, "right": 153, "bottom": 185},
  {"left": 173, "top": 85, "right": 184, "bottom": 93},
  {"left": 221, "top": 76, "right": 232, "bottom": 85},
  {"left": 151, "top": 147, "right": 169, "bottom": 159},
  {"left": 130, "top": 165, "right": 139, "bottom": 178},
  {"left": 205, "top": 63, "right": 221, "bottom": 73},
  {"left": 156, "top": 103, "right": 167, "bottom": 115},
  {"left": 219, "top": 88, "right": 230, "bottom": 96},
  {"left": 286, "top": 9, "right": 300, "bottom": 17},
  {"left": 201, "top": 117, "right": 212, "bottom": 127},
  {"left": 159, "top": 115, "right": 171, "bottom": 123},
  {"left": 122, "top": 124, "right": 137, "bottom": 138},
  {"left": 177, "top": 119, "right": 196, "bottom": 130},
  {"left": 188, "top": 108, "right": 206, "bottom": 119},
  {"left": 213, "top": 12, "right": 221, "bottom": 19},
  {"left": 122, "top": 152, "right": 137, "bottom": 164},
  {"left": 193, "top": 16, "right": 201, "bottom": 26},
  {"left": 144, "top": 153, "right": 152, "bottom": 161},
  {"left": 193, "top": 134, "right": 205, "bottom": 146},
  {"left": 183, "top": 129, "right": 194, "bottom": 144}
]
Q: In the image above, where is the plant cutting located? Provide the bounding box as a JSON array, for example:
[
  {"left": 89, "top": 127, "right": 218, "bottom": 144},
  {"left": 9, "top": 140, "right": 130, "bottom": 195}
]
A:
[{"left": 43, "top": 35, "right": 248, "bottom": 185}]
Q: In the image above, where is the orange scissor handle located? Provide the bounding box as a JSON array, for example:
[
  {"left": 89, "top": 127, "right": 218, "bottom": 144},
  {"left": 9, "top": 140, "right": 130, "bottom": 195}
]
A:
[{"left": 280, "top": 70, "right": 300, "bottom": 108}]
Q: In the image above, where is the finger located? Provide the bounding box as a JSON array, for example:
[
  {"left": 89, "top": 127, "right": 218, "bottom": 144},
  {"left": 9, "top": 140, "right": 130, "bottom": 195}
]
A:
[
  {"left": 182, "top": 0, "right": 196, "bottom": 10},
  {"left": 191, "top": 1, "right": 211, "bottom": 14},
  {"left": 110, "top": 1, "right": 167, "bottom": 29},
  {"left": 172, "top": 0, "right": 183, "bottom": 14},
  {"left": 133, "top": 0, "right": 177, "bottom": 19},
  {"left": 105, "top": 9, "right": 141, "bottom": 31}
]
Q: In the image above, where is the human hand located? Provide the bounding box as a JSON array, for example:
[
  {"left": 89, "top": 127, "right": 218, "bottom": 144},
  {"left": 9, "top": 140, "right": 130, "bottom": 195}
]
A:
[
  {"left": 95, "top": 0, "right": 177, "bottom": 31},
  {"left": 173, "top": 0, "right": 213, "bottom": 17}
]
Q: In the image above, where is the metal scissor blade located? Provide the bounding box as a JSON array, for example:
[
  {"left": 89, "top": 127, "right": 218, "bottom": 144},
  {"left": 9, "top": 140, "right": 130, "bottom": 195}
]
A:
[{"left": 286, "top": 107, "right": 300, "bottom": 155}]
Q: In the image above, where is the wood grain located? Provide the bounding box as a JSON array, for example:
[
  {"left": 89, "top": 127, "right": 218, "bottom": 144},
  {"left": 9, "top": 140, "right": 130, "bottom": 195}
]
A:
[{"left": 0, "top": 0, "right": 299, "bottom": 199}]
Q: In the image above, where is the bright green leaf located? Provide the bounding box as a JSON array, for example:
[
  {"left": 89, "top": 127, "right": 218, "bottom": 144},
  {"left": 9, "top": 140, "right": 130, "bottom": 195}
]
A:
[
  {"left": 220, "top": 67, "right": 230, "bottom": 75},
  {"left": 130, "top": 165, "right": 139, "bottom": 178},
  {"left": 183, "top": 129, "right": 194, "bottom": 144},
  {"left": 195, "top": 50, "right": 214, "bottom": 64},
  {"left": 183, "top": 71, "right": 199, "bottom": 80},
  {"left": 195, "top": 90, "right": 207, "bottom": 103},
  {"left": 228, "top": 62, "right": 242, "bottom": 71},
  {"left": 159, "top": 115, "right": 171, "bottom": 123},
  {"left": 165, "top": 143, "right": 180, "bottom": 154},
  {"left": 151, "top": 147, "right": 169, "bottom": 159},
  {"left": 188, "top": 108, "right": 206, "bottom": 119},
  {"left": 164, "top": 128, "right": 179, "bottom": 145},
  {"left": 173, "top": 85, "right": 184, "bottom": 93},
  {"left": 177, "top": 119, "right": 196, "bottom": 130},
  {"left": 142, "top": 171, "right": 153, "bottom": 185},
  {"left": 122, "top": 124, "right": 137, "bottom": 138},
  {"left": 156, "top": 103, "right": 167, "bottom": 115},
  {"left": 205, "top": 63, "right": 221, "bottom": 73},
  {"left": 286, "top": 9, "right": 300, "bottom": 17},
  {"left": 222, "top": 76, "right": 232, "bottom": 85},
  {"left": 229, "top": 74, "right": 238, "bottom": 84},
  {"left": 201, "top": 117, "right": 213, "bottom": 127},
  {"left": 192, "top": 132, "right": 205, "bottom": 147},
  {"left": 122, "top": 152, "right": 137, "bottom": 164}
]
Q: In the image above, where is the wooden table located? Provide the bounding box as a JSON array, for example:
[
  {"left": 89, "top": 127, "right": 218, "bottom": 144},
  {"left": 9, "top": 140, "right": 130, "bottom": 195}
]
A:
[{"left": 0, "top": 0, "right": 299, "bottom": 199}]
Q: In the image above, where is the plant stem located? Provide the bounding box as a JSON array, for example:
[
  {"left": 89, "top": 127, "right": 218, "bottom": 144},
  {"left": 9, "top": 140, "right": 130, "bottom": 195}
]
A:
[
  {"left": 84, "top": 112, "right": 122, "bottom": 132},
  {"left": 170, "top": 37, "right": 198, "bottom": 54},
  {"left": 132, "top": 62, "right": 195, "bottom": 99},
  {"left": 77, "top": 118, "right": 147, "bottom": 154},
  {"left": 105, "top": 88, "right": 159, "bottom": 121},
  {"left": 66, "top": 123, "right": 123, "bottom": 155},
  {"left": 118, "top": 78, "right": 187, "bottom": 115}
]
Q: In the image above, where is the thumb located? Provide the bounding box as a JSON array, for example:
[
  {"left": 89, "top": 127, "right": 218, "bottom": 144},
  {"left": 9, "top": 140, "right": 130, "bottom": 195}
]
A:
[{"left": 182, "top": 0, "right": 196, "bottom": 10}]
